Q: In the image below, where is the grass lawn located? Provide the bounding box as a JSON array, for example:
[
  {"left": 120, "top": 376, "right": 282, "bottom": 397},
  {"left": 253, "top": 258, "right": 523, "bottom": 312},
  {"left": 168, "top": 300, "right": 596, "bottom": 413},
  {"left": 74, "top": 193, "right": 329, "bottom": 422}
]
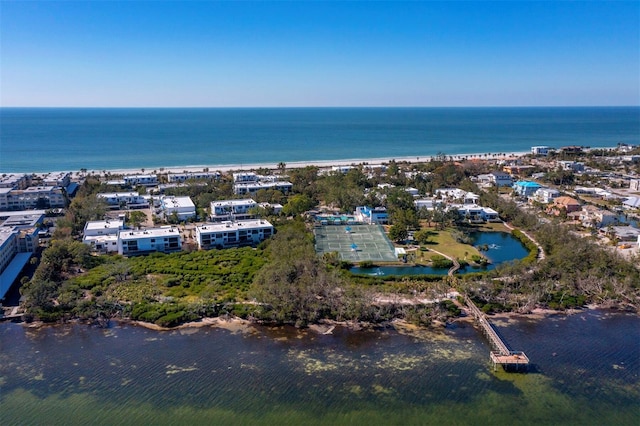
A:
[{"left": 418, "top": 227, "right": 482, "bottom": 261}]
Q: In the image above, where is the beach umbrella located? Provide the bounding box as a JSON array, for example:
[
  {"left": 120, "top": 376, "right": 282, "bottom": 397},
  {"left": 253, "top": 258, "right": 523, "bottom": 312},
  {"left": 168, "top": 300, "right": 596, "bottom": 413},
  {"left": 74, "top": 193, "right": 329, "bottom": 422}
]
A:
[
  {"left": 345, "top": 226, "right": 352, "bottom": 233},
  {"left": 351, "top": 243, "right": 358, "bottom": 251}
]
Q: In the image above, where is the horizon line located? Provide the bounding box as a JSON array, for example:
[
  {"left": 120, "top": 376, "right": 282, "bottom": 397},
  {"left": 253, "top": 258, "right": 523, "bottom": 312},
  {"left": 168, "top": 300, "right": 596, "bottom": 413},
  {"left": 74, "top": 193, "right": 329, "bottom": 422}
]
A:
[{"left": 2, "top": 105, "right": 639, "bottom": 109}]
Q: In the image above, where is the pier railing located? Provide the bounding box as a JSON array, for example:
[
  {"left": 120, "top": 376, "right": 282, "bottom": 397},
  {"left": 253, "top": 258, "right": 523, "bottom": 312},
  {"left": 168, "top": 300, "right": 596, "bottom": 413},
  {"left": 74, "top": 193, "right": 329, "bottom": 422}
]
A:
[{"left": 464, "top": 294, "right": 530, "bottom": 371}]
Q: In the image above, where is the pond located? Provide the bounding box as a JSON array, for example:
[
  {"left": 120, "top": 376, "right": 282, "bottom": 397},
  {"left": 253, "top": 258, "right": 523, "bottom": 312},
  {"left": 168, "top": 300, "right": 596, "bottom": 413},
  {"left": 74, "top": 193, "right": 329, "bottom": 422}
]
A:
[{"left": 350, "top": 231, "right": 530, "bottom": 276}]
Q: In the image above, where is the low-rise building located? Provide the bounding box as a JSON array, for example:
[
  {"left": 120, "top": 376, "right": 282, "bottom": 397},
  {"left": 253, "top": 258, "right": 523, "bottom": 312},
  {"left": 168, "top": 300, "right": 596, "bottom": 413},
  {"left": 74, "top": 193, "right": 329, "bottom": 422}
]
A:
[
  {"left": 503, "top": 165, "right": 535, "bottom": 176},
  {"left": 0, "top": 212, "right": 45, "bottom": 229},
  {"left": 232, "top": 172, "right": 259, "bottom": 183},
  {"left": 547, "top": 196, "right": 581, "bottom": 216},
  {"left": 557, "top": 161, "right": 585, "bottom": 172},
  {"left": 258, "top": 202, "right": 283, "bottom": 215},
  {"left": 160, "top": 196, "right": 196, "bottom": 221},
  {"left": 167, "top": 171, "right": 221, "bottom": 182},
  {"left": 0, "top": 186, "right": 66, "bottom": 210},
  {"left": 0, "top": 173, "right": 30, "bottom": 190},
  {"left": 354, "top": 206, "right": 389, "bottom": 224},
  {"left": 38, "top": 172, "right": 71, "bottom": 188},
  {"left": 124, "top": 175, "right": 158, "bottom": 187},
  {"left": 233, "top": 181, "right": 293, "bottom": 196},
  {"left": 414, "top": 198, "right": 444, "bottom": 211},
  {"left": 117, "top": 226, "right": 181, "bottom": 255},
  {"left": 513, "top": 181, "right": 542, "bottom": 198},
  {"left": 454, "top": 205, "right": 500, "bottom": 223},
  {"left": 630, "top": 179, "right": 640, "bottom": 192},
  {"left": 97, "top": 192, "right": 149, "bottom": 209},
  {"left": 579, "top": 206, "right": 618, "bottom": 229},
  {"left": 0, "top": 226, "right": 37, "bottom": 299},
  {"left": 532, "top": 187, "right": 560, "bottom": 204},
  {"left": 603, "top": 226, "right": 640, "bottom": 242},
  {"left": 531, "top": 146, "right": 551, "bottom": 156},
  {"left": 82, "top": 219, "right": 125, "bottom": 253},
  {"left": 489, "top": 171, "right": 513, "bottom": 187},
  {"left": 195, "top": 219, "right": 274, "bottom": 249},
  {"left": 210, "top": 199, "right": 257, "bottom": 222},
  {"left": 405, "top": 187, "right": 420, "bottom": 197}
]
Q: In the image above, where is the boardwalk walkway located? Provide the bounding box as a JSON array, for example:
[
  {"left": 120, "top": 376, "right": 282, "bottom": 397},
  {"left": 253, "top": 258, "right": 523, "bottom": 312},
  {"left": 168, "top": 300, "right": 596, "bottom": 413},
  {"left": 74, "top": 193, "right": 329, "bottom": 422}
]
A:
[{"left": 464, "top": 295, "right": 530, "bottom": 372}]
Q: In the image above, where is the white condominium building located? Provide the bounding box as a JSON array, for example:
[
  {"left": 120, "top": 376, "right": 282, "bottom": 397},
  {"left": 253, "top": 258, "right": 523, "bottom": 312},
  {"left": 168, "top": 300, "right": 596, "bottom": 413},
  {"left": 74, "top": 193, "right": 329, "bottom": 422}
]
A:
[
  {"left": 168, "top": 172, "right": 220, "bottom": 182},
  {"left": 160, "top": 196, "right": 196, "bottom": 221},
  {"left": 210, "top": 199, "right": 257, "bottom": 222},
  {"left": 0, "top": 186, "right": 66, "bottom": 211},
  {"left": 97, "top": 192, "right": 149, "bottom": 209},
  {"left": 117, "top": 227, "right": 181, "bottom": 255},
  {"left": 233, "top": 181, "right": 293, "bottom": 196},
  {"left": 123, "top": 175, "right": 158, "bottom": 187},
  {"left": 82, "top": 219, "right": 125, "bottom": 253},
  {"left": 195, "top": 219, "right": 274, "bottom": 250}
]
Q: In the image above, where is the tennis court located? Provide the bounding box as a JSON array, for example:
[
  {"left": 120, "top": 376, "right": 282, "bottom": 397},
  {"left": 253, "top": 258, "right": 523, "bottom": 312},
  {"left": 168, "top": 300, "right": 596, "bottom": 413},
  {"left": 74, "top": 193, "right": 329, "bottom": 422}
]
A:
[{"left": 314, "top": 224, "right": 398, "bottom": 262}]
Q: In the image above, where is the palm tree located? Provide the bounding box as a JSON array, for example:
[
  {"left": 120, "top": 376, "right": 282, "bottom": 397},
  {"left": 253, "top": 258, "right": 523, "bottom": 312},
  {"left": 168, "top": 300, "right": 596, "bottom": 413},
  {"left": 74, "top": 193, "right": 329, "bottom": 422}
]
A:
[{"left": 277, "top": 162, "right": 286, "bottom": 175}]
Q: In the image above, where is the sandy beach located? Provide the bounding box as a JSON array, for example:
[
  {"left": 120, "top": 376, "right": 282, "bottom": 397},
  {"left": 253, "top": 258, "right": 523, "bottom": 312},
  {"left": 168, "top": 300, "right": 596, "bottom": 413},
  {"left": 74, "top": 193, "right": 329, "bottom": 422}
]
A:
[{"left": 68, "top": 151, "right": 530, "bottom": 177}]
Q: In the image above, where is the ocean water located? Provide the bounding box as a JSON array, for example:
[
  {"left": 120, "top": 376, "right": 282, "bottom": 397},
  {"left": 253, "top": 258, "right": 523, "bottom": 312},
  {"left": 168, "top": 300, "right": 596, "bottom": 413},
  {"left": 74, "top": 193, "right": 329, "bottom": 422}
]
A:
[
  {"left": 1, "top": 107, "right": 639, "bottom": 173},
  {"left": 0, "top": 310, "right": 638, "bottom": 425}
]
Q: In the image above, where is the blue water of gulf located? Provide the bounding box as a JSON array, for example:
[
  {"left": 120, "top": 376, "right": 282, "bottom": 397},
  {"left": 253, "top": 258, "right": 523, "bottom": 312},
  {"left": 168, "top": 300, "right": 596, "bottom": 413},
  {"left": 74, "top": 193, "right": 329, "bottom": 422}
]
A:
[{"left": 1, "top": 107, "right": 639, "bottom": 173}]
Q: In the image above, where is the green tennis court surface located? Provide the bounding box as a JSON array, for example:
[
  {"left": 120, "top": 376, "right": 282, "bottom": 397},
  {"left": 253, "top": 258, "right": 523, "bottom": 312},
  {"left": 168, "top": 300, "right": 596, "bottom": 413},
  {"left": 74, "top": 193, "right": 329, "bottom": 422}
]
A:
[{"left": 314, "top": 224, "right": 398, "bottom": 262}]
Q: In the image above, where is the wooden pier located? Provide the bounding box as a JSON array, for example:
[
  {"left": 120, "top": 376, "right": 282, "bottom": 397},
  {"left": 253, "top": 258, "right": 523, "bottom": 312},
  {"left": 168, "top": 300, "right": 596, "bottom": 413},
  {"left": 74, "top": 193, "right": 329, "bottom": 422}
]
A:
[{"left": 464, "top": 295, "right": 530, "bottom": 372}]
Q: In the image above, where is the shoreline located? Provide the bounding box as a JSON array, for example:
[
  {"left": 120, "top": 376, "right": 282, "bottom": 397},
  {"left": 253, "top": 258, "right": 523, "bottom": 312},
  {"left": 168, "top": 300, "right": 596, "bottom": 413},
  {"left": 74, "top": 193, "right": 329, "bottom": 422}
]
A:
[{"left": 17, "top": 151, "right": 531, "bottom": 176}]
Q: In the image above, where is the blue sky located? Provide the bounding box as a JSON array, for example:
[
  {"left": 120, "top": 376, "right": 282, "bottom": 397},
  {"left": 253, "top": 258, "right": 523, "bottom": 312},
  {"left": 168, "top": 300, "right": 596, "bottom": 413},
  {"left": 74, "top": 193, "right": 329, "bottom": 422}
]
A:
[{"left": 1, "top": 1, "right": 639, "bottom": 107}]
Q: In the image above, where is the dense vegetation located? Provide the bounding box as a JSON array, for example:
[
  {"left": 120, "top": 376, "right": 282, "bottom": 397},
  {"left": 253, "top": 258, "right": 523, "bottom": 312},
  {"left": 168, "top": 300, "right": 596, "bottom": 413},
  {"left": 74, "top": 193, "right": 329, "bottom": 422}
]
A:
[{"left": 19, "top": 156, "right": 640, "bottom": 328}]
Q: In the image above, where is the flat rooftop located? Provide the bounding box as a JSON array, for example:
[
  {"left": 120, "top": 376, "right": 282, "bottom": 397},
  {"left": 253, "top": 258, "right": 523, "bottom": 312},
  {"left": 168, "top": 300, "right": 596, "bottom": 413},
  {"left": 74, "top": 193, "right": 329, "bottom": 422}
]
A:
[
  {"left": 118, "top": 227, "right": 180, "bottom": 240},
  {"left": 211, "top": 199, "right": 256, "bottom": 207},
  {"left": 197, "top": 219, "right": 273, "bottom": 233},
  {"left": 162, "top": 196, "right": 195, "bottom": 208},
  {"left": 84, "top": 219, "right": 125, "bottom": 232}
]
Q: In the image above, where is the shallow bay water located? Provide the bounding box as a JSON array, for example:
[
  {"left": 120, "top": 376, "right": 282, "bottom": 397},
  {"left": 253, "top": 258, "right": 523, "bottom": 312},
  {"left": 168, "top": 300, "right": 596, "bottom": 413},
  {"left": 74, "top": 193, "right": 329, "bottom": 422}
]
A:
[{"left": 0, "top": 310, "right": 638, "bottom": 425}]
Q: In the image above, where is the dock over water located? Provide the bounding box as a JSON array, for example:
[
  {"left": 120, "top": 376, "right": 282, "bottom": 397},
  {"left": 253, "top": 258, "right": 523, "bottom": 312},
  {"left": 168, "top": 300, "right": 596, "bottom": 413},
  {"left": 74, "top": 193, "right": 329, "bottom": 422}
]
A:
[{"left": 464, "top": 295, "right": 530, "bottom": 372}]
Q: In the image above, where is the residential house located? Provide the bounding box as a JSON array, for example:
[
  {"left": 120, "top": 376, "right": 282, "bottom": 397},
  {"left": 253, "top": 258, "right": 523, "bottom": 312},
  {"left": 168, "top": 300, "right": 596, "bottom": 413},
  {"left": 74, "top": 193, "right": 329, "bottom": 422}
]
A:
[
  {"left": 455, "top": 205, "right": 500, "bottom": 223},
  {"left": 557, "top": 161, "right": 585, "bottom": 172},
  {"left": 489, "top": 171, "right": 513, "bottom": 187},
  {"left": 630, "top": 179, "right": 640, "bottom": 191},
  {"left": 513, "top": 181, "right": 542, "bottom": 198},
  {"left": 579, "top": 206, "right": 618, "bottom": 229},
  {"left": 503, "top": 165, "right": 535, "bottom": 176},
  {"left": 602, "top": 226, "right": 640, "bottom": 242},
  {"left": 532, "top": 187, "right": 560, "bottom": 204},
  {"left": 547, "top": 196, "right": 581, "bottom": 216}
]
